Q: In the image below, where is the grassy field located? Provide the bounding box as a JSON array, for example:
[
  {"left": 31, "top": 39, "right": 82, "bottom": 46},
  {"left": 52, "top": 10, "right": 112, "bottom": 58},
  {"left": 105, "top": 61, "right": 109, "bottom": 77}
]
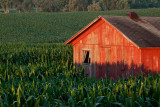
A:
[{"left": 0, "top": 8, "right": 160, "bottom": 43}]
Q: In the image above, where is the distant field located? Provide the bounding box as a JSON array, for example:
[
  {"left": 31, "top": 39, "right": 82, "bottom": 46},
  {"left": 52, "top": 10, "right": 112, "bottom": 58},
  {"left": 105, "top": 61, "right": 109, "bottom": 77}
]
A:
[{"left": 0, "top": 8, "right": 160, "bottom": 43}]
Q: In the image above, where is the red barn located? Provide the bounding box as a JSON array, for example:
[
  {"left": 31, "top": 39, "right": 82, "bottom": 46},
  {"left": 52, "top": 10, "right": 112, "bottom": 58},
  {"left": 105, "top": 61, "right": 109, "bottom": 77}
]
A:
[{"left": 65, "top": 13, "right": 160, "bottom": 79}]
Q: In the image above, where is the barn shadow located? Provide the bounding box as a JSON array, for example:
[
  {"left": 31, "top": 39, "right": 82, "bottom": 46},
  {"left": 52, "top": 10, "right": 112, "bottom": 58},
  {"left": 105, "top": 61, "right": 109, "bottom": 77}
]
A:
[{"left": 75, "top": 61, "right": 158, "bottom": 80}]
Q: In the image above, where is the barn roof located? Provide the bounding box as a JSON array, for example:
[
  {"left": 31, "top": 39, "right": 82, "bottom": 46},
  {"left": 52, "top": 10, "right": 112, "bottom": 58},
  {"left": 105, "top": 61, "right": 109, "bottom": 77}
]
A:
[
  {"left": 102, "top": 16, "right": 160, "bottom": 48},
  {"left": 65, "top": 16, "right": 160, "bottom": 48}
]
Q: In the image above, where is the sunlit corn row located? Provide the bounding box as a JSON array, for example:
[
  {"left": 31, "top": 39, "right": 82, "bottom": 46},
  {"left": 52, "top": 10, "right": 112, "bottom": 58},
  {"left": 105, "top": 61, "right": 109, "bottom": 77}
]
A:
[{"left": 0, "top": 43, "right": 160, "bottom": 106}]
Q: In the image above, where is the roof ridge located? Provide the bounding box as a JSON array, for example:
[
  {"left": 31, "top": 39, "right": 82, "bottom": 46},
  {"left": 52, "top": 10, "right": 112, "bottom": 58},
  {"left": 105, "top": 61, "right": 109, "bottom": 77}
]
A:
[
  {"left": 140, "top": 21, "right": 160, "bottom": 37},
  {"left": 136, "top": 19, "right": 160, "bottom": 38}
]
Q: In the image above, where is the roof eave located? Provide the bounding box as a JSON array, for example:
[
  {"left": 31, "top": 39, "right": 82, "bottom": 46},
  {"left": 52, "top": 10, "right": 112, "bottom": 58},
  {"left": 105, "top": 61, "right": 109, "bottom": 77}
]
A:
[{"left": 64, "top": 16, "right": 102, "bottom": 45}]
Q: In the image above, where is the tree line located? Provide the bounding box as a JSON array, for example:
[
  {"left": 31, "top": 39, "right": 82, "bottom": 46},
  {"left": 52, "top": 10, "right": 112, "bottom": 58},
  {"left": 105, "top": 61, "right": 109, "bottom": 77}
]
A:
[{"left": 1, "top": 0, "right": 160, "bottom": 13}]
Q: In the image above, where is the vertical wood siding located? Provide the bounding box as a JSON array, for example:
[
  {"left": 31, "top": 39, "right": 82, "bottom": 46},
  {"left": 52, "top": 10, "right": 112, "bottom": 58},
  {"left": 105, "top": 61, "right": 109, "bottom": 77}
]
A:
[
  {"left": 141, "top": 48, "right": 160, "bottom": 75},
  {"left": 72, "top": 18, "right": 159, "bottom": 79}
]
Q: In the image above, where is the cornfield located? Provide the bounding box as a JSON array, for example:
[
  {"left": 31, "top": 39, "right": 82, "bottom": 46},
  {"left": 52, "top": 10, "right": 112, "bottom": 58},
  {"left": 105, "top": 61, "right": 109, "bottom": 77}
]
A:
[
  {"left": 0, "top": 43, "right": 160, "bottom": 106},
  {"left": 1, "top": 8, "right": 160, "bottom": 43}
]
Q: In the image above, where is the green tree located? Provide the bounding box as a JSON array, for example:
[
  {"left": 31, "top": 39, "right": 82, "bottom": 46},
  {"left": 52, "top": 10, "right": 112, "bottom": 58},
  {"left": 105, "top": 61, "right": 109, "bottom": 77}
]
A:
[
  {"left": 0, "top": 0, "right": 12, "bottom": 13},
  {"left": 77, "top": 0, "right": 88, "bottom": 11},
  {"left": 13, "top": 0, "right": 24, "bottom": 13},
  {"left": 101, "top": 0, "right": 112, "bottom": 10},
  {"left": 39, "top": 0, "right": 54, "bottom": 12},
  {"left": 116, "top": 0, "right": 130, "bottom": 10},
  {"left": 67, "top": 0, "right": 88, "bottom": 11},
  {"left": 22, "top": 0, "right": 33, "bottom": 12},
  {"left": 87, "top": 1, "right": 102, "bottom": 11},
  {"left": 68, "top": 0, "right": 77, "bottom": 11},
  {"left": 32, "top": 0, "right": 39, "bottom": 12},
  {"left": 110, "top": 0, "right": 117, "bottom": 10},
  {"left": 53, "top": 0, "right": 67, "bottom": 12},
  {"left": 12, "top": 0, "right": 18, "bottom": 8}
]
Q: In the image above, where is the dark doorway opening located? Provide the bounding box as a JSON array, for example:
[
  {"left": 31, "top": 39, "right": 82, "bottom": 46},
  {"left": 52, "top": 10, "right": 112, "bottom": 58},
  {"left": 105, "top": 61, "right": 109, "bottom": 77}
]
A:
[{"left": 83, "top": 51, "right": 91, "bottom": 64}]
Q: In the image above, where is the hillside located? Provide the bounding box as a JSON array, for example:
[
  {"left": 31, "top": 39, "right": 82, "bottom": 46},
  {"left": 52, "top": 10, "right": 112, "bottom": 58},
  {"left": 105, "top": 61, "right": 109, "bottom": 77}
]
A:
[{"left": 0, "top": 8, "right": 160, "bottom": 43}]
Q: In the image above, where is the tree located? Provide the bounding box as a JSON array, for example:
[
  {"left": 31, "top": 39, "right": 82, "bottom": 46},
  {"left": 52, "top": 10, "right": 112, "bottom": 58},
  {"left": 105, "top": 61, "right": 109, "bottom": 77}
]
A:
[
  {"left": 39, "top": 0, "right": 54, "bottom": 12},
  {"left": 0, "top": 0, "right": 12, "bottom": 13},
  {"left": 12, "top": 0, "right": 18, "bottom": 8},
  {"left": 22, "top": 0, "right": 33, "bottom": 12},
  {"left": 66, "top": 0, "right": 88, "bottom": 11},
  {"left": 53, "top": 0, "right": 67, "bottom": 12},
  {"left": 116, "top": 0, "right": 130, "bottom": 10},
  {"left": 32, "top": 0, "right": 39, "bottom": 12},
  {"left": 110, "top": 0, "right": 118, "bottom": 10},
  {"left": 68, "top": 0, "right": 78, "bottom": 11},
  {"left": 87, "top": 1, "right": 102, "bottom": 11},
  {"left": 101, "top": 0, "right": 112, "bottom": 10},
  {"left": 12, "top": 0, "right": 24, "bottom": 13},
  {"left": 77, "top": 0, "right": 88, "bottom": 11}
]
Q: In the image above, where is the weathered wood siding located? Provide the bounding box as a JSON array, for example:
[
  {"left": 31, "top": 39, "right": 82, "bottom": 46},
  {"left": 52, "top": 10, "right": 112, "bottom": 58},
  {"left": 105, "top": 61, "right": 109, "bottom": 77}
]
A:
[
  {"left": 73, "top": 18, "right": 143, "bottom": 79},
  {"left": 141, "top": 48, "right": 160, "bottom": 74}
]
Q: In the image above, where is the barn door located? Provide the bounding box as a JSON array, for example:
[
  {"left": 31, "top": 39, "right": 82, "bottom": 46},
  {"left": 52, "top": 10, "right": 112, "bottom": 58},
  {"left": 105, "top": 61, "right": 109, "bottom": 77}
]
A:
[
  {"left": 100, "top": 47, "right": 111, "bottom": 78},
  {"left": 82, "top": 50, "right": 91, "bottom": 77}
]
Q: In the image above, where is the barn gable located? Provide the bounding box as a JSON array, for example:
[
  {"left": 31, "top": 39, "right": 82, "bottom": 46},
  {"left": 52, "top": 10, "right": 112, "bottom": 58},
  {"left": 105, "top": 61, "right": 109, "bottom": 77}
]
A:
[
  {"left": 65, "top": 16, "right": 160, "bottom": 48},
  {"left": 65, "top": 16, "right": 102, "bottom": 45}
]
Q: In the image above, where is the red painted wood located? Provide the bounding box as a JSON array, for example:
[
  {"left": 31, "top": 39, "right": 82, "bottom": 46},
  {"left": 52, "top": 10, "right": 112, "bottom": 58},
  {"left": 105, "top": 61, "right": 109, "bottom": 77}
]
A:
[
  {"left": 141, "top": 48, "right": 160, "bottom": 75},
  {"left": 67, "top": 17, "right": 160, "bottom": 79}
]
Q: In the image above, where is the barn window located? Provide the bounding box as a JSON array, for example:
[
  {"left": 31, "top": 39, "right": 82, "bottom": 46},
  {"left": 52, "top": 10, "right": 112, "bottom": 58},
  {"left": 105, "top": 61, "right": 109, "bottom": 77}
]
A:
[{"left": 83, "top": 50, "right": 91, "bottom": 64}]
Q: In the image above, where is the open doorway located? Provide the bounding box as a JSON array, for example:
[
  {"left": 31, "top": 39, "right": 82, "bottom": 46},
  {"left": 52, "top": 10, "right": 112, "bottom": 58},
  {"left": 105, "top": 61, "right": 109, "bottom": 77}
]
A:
[
  {"left": 82, "top": 50, "right": 91, "bottom": 77},
  {"left": 83, "top": 50, "right": 91, "bottom": 64}
]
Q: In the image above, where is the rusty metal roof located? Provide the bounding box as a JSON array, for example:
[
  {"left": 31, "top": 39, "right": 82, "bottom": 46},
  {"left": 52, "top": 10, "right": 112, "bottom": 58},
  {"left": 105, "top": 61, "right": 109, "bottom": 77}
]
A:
[{"left": 102, "top": 16, "right": 160, "bottom": 48}]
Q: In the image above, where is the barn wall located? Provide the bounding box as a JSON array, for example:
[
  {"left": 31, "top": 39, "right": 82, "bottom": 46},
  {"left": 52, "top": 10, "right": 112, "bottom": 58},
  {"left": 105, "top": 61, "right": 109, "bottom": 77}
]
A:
[
  {"left": 141, "top": 48, "right": 160, "bottom": 75},
  {"left": 73, "top": 18, "right": 142, "bottom": 79},
  {"left": 100, "top": 20, "right": 142, "bottom": 79}
]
